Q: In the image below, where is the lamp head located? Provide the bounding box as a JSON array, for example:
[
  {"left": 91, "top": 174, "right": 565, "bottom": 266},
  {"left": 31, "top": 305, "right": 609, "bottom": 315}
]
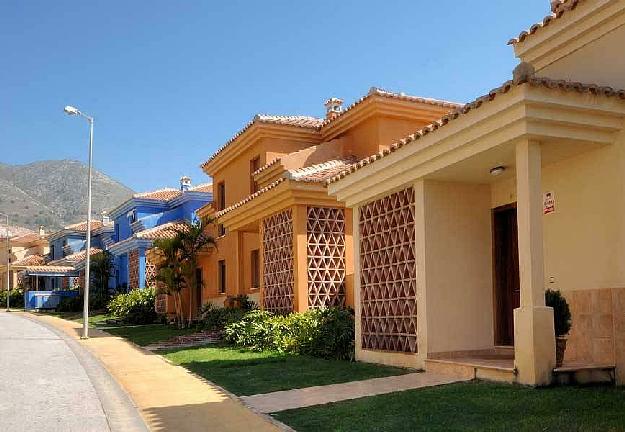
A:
[{"left": 64, "top": 105, "right": 79, "bottom": 116}]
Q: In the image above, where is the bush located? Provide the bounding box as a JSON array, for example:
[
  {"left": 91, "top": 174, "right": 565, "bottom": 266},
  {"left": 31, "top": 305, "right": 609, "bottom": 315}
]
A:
[
  {"left": 56, "top": 294, "right": 83, "bottom": 312},
  {"left": 0, "top": 289, "right": 24, "bottom": 309},
  {"left": 108, "top": 287, "right": 158, "bottom": 324},
  {"left": 546, "top": 289, "right": 572, "bottom": 337},
  {"left": 199, "top": 302, "right": 247, "bottom": 331},
  {"left": 224, "top": 307, "right": 355, "bottom": 360}
]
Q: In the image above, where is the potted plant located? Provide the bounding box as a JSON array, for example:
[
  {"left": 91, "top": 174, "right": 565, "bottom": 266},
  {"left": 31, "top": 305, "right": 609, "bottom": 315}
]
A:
[{"left": 545, "top": 289, "right": 572, "bottom": 367}]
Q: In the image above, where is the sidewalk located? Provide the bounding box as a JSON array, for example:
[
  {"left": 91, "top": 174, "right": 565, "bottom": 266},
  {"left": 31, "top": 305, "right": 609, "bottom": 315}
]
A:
[
  {"left": 241, "top": 372, "right": 467, "bottom": 413},
  {"left": 28, "top": 313, "right": 281, "bottom": 432}
]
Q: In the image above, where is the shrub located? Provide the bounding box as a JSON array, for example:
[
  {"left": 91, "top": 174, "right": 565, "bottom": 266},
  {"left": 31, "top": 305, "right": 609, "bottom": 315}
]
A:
[
  {"left": 108, "top": 287, "right": 158, "bottom": 324},
  {"left": 199, "top": 302, "right": 247, "bottom": 331},
  {"left": 545, "top": 289, "right": 572, "bottom": 337},
  {"left": 57, "top": 294, "right": 83, "bottom": 312},
  {"left": 224, "top": 307, "right": 355, "bottom": 360},
  {"left": 0, "top": 289, "right": 24, "bottom": 309}
]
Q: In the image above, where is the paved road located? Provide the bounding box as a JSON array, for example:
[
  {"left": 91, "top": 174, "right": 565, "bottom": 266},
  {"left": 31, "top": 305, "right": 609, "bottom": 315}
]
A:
[{"left": 0, "top": 312, "right": 146, "bottom": 432}]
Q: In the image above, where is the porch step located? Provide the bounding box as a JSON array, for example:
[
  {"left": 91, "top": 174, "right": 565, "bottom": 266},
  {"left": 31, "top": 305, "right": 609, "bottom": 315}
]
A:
[{"left": 425, "top": 358, "right": 517, "bottom": 384}]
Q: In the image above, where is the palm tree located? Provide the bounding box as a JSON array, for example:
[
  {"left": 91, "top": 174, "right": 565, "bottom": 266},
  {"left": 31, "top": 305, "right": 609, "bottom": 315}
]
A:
[
  {"left": 152, "top": 218, "right": 215, "bottom": 327},
  {"left": 90, "top": 250, "right": 114, "bottom": 308}
]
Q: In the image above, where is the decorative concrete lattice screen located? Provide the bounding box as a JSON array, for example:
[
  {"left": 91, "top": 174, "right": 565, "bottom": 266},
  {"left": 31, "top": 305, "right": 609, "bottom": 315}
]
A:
[
  {"left": 359, "top": 186, "right": 417, "bottom": 353},
  {"left": 145, "top": 257, "right": 157, "bottom": 287},
  {"left": 307, "top": 207, "right": 346, "bottom": 308},
  {"left": 128, "top": 250, "right": 139, "bottom": 289},
  {"left": 262, "top": 209, "right": 294, "bottom": 313}
]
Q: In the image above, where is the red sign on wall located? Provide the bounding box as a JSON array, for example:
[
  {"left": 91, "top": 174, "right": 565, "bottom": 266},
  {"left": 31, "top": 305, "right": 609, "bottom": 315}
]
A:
[{"left": 543, "top": 191, "right": 555, "bottom": 215}]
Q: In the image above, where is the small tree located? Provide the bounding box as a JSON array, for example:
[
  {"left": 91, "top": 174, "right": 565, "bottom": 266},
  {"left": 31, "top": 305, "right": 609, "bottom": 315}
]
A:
[
  {"left": 152, "top": 218, "right": 216, "bottom": 327},
  {"left": 90, "top": 250, "right": 114, "bottom": 309}
]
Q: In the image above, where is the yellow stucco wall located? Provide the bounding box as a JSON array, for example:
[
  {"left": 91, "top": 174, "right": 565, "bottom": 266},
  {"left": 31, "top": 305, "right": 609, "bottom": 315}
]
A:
[{"left": 420, "top": 180, "right": 494, "bottom": 354}]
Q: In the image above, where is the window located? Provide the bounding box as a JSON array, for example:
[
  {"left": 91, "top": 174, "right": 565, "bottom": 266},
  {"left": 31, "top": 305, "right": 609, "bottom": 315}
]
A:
[
  {"left": 50, "top": 244, "right": 55, "bottom": 260},
  {"left": 250, "top": 156, "right": 260, "bottom": 193},
  {"left": 251, "top": 249, "right": 260, "bottom": 289},
  {"left": 127, "top": 209, "right": 137, "bottom": 224},
  {"left": 218, "top": 260, "right": 226, "bottom": 294}
]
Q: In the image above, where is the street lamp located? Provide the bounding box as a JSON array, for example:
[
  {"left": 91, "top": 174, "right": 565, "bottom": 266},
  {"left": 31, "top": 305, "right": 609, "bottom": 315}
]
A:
[
  {"left": 64, "top": 105, "right": 94, "bottom": 339},
  {"left": 0, "top": 212, "right": 10, "bottom": 312}
]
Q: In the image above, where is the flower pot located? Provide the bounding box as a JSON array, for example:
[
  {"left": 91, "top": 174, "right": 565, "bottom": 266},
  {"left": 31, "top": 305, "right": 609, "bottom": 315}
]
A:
[{"left": 555, "top": 336, "right": 567, "bottom": 368}]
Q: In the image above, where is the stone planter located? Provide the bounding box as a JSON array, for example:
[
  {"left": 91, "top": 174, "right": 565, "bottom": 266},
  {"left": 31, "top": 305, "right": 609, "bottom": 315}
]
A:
[{"left": 555, "top": 336, "right": 568, "bottom": 368}]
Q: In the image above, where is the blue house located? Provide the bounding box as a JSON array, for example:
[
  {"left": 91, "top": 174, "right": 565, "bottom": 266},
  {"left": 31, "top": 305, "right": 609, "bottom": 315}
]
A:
[
  {"left": 108, "top": 177, "right": 212, "bottom": 291},
  {"left": 20, "top": 217, "right": 114, "bottom": 291}
]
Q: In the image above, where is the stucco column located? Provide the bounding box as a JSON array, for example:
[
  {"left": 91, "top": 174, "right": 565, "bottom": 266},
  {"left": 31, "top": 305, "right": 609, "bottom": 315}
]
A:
[
  {"left": 292, "top": 205, "right": 309, "bottom": 313},
  {"left": 138, "top": 248, "right": 147, "bottom": 289},
  {"left": 514, "top": 139, "right": 556, "bottom": 386}
]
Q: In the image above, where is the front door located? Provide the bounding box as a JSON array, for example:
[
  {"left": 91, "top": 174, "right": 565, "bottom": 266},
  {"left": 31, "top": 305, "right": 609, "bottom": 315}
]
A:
[{"left": 493, "top": 204, "right": 520, "bottom": 346}]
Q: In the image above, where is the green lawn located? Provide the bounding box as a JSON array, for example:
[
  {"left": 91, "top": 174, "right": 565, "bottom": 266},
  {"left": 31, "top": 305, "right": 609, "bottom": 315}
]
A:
[
  {"left": 162, "top": 345, "right": 410, "bottom": 396},
  {"left": 104, "top": 324, "right": 197, "bottom": 346},
  {"left": 44, "top": 311, "right": 112, "bottom": 327},
  {"left": 274, "top": 381, "right": 625, "bottom": 432}
]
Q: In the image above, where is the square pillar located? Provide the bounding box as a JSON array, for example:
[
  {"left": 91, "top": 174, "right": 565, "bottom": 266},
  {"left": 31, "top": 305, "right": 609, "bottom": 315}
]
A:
[
  {"left": 292, "top": 205, "right": 309, "bottom": 313},
  {"left": 514, "top": 139, "right": 556, "bottom": 386}
]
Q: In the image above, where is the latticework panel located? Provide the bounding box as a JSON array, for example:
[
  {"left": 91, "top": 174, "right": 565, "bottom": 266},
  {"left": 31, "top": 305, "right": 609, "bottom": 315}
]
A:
[
  {"left": 128, "top": 250, "right": 139, "bottom": 290},
  {"left": 145, "top": 256, "right": 157, "bottom": 288},
  {"left": 307, "top": 207, "right": 346, "bottom": 308},
  {"left": 359, "top": 187, "right": 417, "bottom": 353},
  {"left": 262, "top": 209, "right": 294, "bottom": 313}
]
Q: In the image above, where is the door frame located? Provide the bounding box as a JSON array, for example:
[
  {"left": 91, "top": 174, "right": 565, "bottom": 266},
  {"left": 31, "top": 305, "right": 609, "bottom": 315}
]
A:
[{"left": 491, "top": 202, "right": 518, "bottom": 347}]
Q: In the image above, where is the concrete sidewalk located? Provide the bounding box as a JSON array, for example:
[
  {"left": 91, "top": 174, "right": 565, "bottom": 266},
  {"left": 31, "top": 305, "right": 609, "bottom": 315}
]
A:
[
  {"left": 241, "top": 372, "right": 467, "bottom": 413},
  {"left": 28, "top": 313, "right": 281, "bottom": 432}
]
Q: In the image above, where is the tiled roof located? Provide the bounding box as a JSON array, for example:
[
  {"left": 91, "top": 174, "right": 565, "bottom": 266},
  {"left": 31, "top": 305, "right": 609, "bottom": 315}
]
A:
[
  {"left": 11, "top": 254, "right": 46, "bottom": 267},
  {"left": 215, "top": 178, "right": 286, "bottom": 218},
  {"left": 189, "top": 183, "right": 213, "bottom": 193},
  {"left": 49, "top": 248, "right": 103, "bottom": 266},
  {"left": 64, "top": 220, "right": 104, "bottom": 232},
  {"left": 287, "top": 158, "right": 358, "bottom": 183},
  {"left": 327, "top": 77, "right": 625, "bottom": 185},
  {"left": 252, "top": 158, "right": 282, "bottom": 177},
  {"left": 22, "top": 265, "right": 75, "bottom": 274},
  {"left": 136, "top": 221, "right": 188, "bottom": 240},
  {"left": 201, "top": 115, "right": 324, "bottom": 169},
  {"left": 134, "top": 188, "right": 182, "bottom": 201},
  {"left": 508, "top": 0, "right": 585, "bottom": 45},
  {"left": 320, "top": 87, "right": 463, "bottom": 127}
]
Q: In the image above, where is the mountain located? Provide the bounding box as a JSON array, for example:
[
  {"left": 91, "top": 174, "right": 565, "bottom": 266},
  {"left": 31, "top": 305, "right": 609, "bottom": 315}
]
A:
[{"left": 0, "top": 160, "right": 134, "bottom": 231}]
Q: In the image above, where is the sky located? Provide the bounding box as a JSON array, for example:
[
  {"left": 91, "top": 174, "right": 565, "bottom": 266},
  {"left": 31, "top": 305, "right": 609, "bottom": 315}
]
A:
[{"left": 1, "top": 0, "right": 550, "bottom": 193}]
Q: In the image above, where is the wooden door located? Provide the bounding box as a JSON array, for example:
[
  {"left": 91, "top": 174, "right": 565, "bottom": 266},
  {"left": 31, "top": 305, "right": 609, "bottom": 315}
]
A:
[{"left": 493, "top": 204, "right": 520, "bottom": 346}]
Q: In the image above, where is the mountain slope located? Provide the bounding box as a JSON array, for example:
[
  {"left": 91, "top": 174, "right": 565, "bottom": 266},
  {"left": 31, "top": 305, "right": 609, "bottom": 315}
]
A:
[{"left": 0, "top": 160, "right": 134, "bottom": 231}]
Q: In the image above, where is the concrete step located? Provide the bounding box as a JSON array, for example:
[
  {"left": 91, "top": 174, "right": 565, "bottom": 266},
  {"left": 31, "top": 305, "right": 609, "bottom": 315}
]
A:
[{"left": 424, "top": 358, "right": 517, "bottom": 384}]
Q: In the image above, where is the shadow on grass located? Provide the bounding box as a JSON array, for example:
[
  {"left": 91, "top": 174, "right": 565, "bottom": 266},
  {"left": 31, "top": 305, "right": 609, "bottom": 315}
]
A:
[{"left": 162, "top": 345, "right": 411, "bottom": 396}]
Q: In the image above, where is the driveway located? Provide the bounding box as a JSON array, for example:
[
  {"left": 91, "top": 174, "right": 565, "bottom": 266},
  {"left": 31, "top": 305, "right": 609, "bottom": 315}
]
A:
[{"left": 0, "top": 312, "right": 146, "bottom": 432}]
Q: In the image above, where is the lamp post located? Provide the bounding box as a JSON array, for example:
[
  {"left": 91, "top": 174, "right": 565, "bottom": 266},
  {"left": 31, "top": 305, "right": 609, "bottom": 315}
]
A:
[
  {"left": 0, "top": 212, "right": 9, "bottom": 312},
  {"left": 64, "top": 105, "right": 94, "bottom": 339}
]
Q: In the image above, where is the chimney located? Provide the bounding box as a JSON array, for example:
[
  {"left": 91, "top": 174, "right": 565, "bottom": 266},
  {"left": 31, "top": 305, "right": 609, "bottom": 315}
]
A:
[
  {"left": 38, "top": 226, "right": 45, "bottom": 237},
  {"left": 101, "top": 210, "right": 111, "bottom": 225},
  {"left": 180, "top": 176, "right": 192, "bottom": 192},
  {"left": 550, "top": 0, "right": 562, "bottom": 12},
  {"left": 324, "top": 97, "right": 343, "bottom": 120}
]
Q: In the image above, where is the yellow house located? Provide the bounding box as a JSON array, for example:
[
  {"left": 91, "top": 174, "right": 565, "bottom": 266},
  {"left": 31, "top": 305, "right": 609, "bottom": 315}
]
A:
[
  {"left": 328, "top": 0, "right": 625, "bottom": 386},
  {"left": 0, "top": 226, "right": 48, "bottom": 291},
  {"left": 197, "top": 90, "right": 460, "bottom": 314}
]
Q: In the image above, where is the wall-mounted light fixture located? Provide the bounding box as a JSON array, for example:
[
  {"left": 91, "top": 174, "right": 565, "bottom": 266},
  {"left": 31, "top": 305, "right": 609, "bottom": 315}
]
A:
[{"left": 489, "top": 166, "right": 506, "bottom": 176}]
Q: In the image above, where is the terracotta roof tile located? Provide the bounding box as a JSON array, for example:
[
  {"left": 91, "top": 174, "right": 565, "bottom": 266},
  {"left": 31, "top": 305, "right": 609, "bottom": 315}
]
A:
[
  {"left": 327, "top": 77, "right": 625, "bottom": 185},
  {"left": 22, "top": 265, "right": 75, "bottom": 274},
  {"left": 215, "top": 178, "right": 286, "bottom": 218},
  {"left": 49, "top": 248, "right": 103, "bottom": 266},
  {"left": 287, "top": 158, "right": 358, "bottom": 183},
  {"left": 320, "top": 87, "right": 463, "bottom": 127},
  {"left": 136, "top": 221, "right": 188, "bottom": 240},
  {"left": 508, "top": 0, "right": 585, "bottom": 45},
  {"left": 201, "top": 115, "right": 324, "bottom": 169},
  {"left": 252, "top": 158, "right": 282, "bottom": 177},
  {"left": 134, "top": 188, "right": 182, "bottom": 201},
  {"left": 64, "top": 220, "right": 104, "bottom": 232},
  {"left": 189, "top": 183, "right": 213, "bottom": 193},
  {"left": 11, "top": 254, "right": 46, "bottom": 267}
]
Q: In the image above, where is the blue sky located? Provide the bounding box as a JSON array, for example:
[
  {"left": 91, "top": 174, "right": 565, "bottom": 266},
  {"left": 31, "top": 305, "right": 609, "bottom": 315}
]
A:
[{"left": 1, "top": 1, "right": 549, "bottom": 192}]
